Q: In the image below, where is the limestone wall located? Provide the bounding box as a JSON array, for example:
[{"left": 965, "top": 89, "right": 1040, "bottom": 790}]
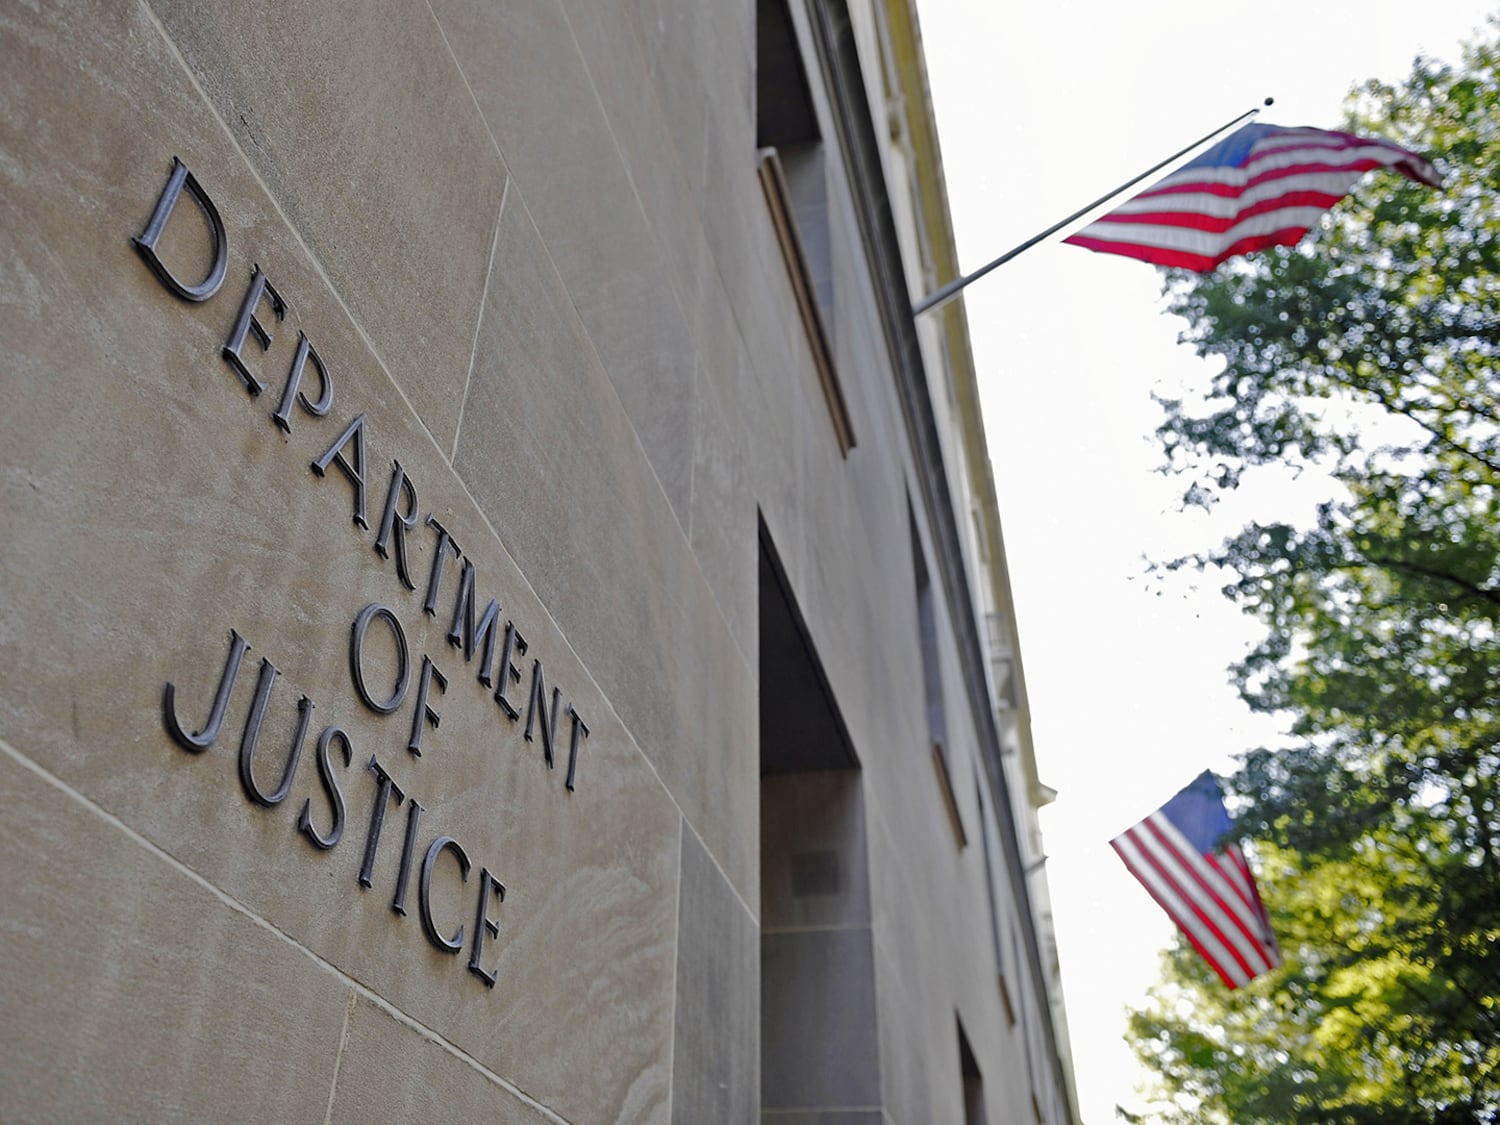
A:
[{"left": 1, "top": 1, "right": 1071, "bottom": 1121}]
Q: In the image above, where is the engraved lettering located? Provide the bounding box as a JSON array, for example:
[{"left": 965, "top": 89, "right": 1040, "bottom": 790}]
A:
[
  {"left": 142, "top": 154, "right": 607, "bottom": 993},
  {"left": 222, "top": 266, "right": 287, "bottom": 396},
  {"left": 468, "top": 868, "right": 506, "bottom": 989},
  {"left": 374, "top": 460, "right": 419, "bottom": 591},
  {"left": 311, "top": 413, "right": 369, "bottom": 528},
  {"left": 349, "top": 603, "right": 409, "bottom": 715},
  {"left": 407, "top": 656, "right": 447, "bottom": 757},
  {"left": 271, "top": 331, "right": 333, "bottom": 432},
  {"left": 298, "top": 725, "right": 353, "bottom": 850},
  {"left": 237, "top": 658, "right": 313, "bottom": 808},
  {"left": 419, "top": 836, "right": 471, "bottom": 954},
  {"left": 391, "top": 799, "right": 424, "bottom": 916},
  {"left": 565, "top": 705, "right": 590, "bottom": 792},
  {"left": 358, "top": 755, "right": 406, "bottom": 889},
  {"left": 523, "top": 660, "right": 561, "bottom": 769},
  {"left": 132, "top": 157, "right": 228, "bottom": 302},
  {"left": 446, "top": 560, "right": 501, "bottom": 686},
  {"left": 493, "top": 622, "right": 527, "bottom": 721},
  {"left": 422, "top": 516, "right": 461, "bottom": 616},
  {"left": 162, "top": 629, "right": 249, "bottom": 753}
]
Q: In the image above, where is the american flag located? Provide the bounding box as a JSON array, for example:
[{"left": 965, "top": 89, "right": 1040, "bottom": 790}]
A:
[
  {"left": 1111, "top": 771, "right": 1282, "bottom": 990},
  {"left": 1063, "top": 122, "right": 1441, "bottom": 271}
]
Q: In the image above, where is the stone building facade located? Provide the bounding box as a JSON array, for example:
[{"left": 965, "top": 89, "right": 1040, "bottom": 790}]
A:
[{"left": 1, "top": 0, "right": 1078, "bottom": 1121}]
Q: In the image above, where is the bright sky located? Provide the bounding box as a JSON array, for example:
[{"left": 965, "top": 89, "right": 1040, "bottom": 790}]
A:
[{"left": 911, "top": 3, "right": 1495, "bottom": 1121}]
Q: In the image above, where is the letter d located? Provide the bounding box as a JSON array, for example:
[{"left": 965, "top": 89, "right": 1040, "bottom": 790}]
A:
[{"left": 133, "top": 157, "right": 228, "bottom": 302}]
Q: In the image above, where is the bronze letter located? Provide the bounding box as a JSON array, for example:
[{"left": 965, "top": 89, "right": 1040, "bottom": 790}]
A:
[
  {"left": 374, "top": 460, "right": 419, "bottom": 591},
  {"left": 406, "top": 655, "right": 447, "bottom": 757},
  {"left": 565, "top": 706, "right": 590, "bottom": 792},
  {"left": 271, "top": 331, "right": 333, "bottom": 432},
  {"left": 523, "top": 660, "right": 561, "bottom": 769},
  {"left": 237, "top": 658, "right": 313, "bottom": 808},
  {"left": 446, "top": 560, "right": 501, "bottom": 686},
  {"left": 298, "top": 726, "right": 353, "bottom": 850},
  {"left": 391, "top": 799, "right": 424, "bottom": 916},
  {"left": 419, "top": 836, "right": 471, "bottom": 954},
  {"left": 468, "top": 868, "right": 506, "bottom": 989},
  {"left": 132, "top": 157, "right": 228, "bottom": 302},
  {"left": 162, "top": 629, "right": 249, "bottom": 753},
  {"left": 421, "top": 516, "right": 461, "bottom": 616},
  {"left": 311, "top": 413, "right": 369, "bottom": 529},
  {"left": 349, "top": 602, "right": 409, "bottom": 715},
  {"left": 222, "top": 266, "right": 288, "bottom": 396},
  {"left": 357, "top": 755, "right": 406, "bottom": 889},
  {"left": 493, "top": 622, "right": 527, "bottom": 721}
]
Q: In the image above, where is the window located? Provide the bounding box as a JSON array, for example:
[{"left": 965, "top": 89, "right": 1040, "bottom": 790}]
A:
[
  {"left": 987, "top": 611, "right": 1019, "bottom": 712},
  {"left": 912, "top": 503, "right": 964, "bottom": 846},
  {"left": 756, "top": 0, "right": 854, "bottom": 455},
  {"left": 976, "top": 772, "right": 1015, "bottom": 1025},
  {"left": 957, "top": 1019, "right": 986, "bottom": 1125},
  {"left": 758, "top": 522, "right": 881, "bottom": 1113},
  {"left": 913, "top": 527, "right": 945, "bottom": 750}
]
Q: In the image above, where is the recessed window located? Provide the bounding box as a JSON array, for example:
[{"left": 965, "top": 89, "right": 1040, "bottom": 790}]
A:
[
  {"left": 988, "top": 611, "right": 1019, "bottom": 712},
  {"left": 976, "top": 772, "right": 1016, "bottom": 1024},
  {"left": 759, "top": 521, "right": 880, "bottom": 1114},
  {"left": 912, "top": 503, "right": 964, "bottom": 846},
  {"left": 958, "top": 1019, "right": 986, "bottom": 1125},
  {"left": 913, "top": 521, "right": 945, "bottom": 751},
  {"left": 755, "top": 0, "right": 854, "bottom": 455}
]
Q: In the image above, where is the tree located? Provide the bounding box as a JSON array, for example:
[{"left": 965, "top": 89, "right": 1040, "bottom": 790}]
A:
[
  {"left": 1127, "top": 836, "right": 1495, "bottom": 1124},
  {"left": 1127, "top": 23, "right": 1500, "bottom": 1123}
]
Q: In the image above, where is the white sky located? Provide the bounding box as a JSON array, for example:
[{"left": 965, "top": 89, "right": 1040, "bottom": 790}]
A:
[{"left": 911, "top": 3, "right": 1495, "bottom": 1121}]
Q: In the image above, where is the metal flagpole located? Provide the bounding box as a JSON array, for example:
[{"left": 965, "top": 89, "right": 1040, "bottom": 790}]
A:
[{"left": 912, "top": 98, "right": 1274, "bottom": 317}]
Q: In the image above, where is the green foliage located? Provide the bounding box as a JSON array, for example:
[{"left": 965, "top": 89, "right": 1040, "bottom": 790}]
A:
[
  {"left": 1128, "top": 23, "right": 1500, "bottom": 1124},
  {"left": 1129, "top": 839, "right": 1498, "bottom": 1123}
]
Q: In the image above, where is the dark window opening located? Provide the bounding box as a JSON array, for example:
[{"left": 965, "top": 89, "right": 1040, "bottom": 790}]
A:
[
  {"left": 759, "top": 519, "right": 881, "bottom": 1114},
  {"left": 756, "top": 0, "right": 831, "bottom": 329},
  {"left": 959, "top": 1018, "right": 986, "bottom": 1125},
  {"left": 912, "top": 502, "right": 964, "bottom": 846},
  {"left": 756, "top": 0, "right": 853, "bottom": 454}
]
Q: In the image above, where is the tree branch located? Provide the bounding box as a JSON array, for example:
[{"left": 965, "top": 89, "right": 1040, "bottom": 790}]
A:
[
  {"left": 1352, "top": 375, "right": 1500, "bottom": 477},
  {"left": 1362, "top": 554, "right": 1500, "bottom": 608}
]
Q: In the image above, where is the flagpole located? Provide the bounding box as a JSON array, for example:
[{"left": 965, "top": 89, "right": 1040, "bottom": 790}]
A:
[{"left": 913, "top": 98, "right": 1274, "bottom": 317}]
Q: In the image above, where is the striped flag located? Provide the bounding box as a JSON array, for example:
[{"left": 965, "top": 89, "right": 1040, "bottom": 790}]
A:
[
  {"left": 1111, "top": 771, "right": 1281, "bottom": 990},
  {"left": 1063, "top": 122, "right": 1441, "bottom": 271}
]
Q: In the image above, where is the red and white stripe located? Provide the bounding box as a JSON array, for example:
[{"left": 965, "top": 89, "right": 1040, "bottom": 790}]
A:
[
  {"left": 1111, "top": 812, "right": 1282, "bottom": 989},
  {"left": 1065, "top": 127, "right": 1441, "bottom": 271}
]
